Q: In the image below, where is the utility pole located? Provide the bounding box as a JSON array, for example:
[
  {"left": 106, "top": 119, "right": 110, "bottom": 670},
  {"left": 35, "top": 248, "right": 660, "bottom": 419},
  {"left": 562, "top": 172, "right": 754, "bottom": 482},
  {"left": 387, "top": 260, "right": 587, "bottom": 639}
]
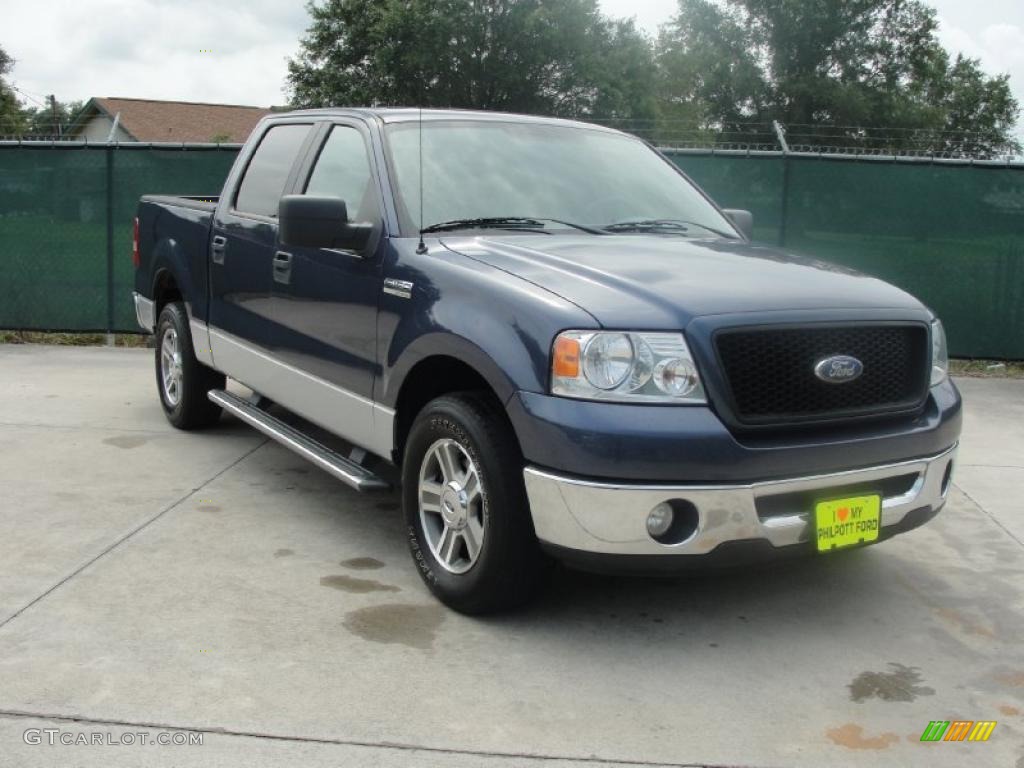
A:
[{"left": 49, "top": 94, "right": 61, "bottom": 138}]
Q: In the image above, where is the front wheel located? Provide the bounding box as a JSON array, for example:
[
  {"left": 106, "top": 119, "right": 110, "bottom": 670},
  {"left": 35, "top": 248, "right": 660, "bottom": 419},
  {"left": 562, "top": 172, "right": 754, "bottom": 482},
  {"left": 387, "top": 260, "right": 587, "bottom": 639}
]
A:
[
  {"left": 155, "top": 301, "right": 225, "bottom": 429},
  {"left": 402, "top": 392, "right": 546, "bottom": 614}
]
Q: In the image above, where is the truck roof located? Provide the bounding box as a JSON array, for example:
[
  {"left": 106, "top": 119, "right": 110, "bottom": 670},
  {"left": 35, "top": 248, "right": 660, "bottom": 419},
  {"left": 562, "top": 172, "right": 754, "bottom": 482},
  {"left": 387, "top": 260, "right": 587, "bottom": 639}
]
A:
[{"left": 273, "top": 107, "right": 624, "bottom": 135}]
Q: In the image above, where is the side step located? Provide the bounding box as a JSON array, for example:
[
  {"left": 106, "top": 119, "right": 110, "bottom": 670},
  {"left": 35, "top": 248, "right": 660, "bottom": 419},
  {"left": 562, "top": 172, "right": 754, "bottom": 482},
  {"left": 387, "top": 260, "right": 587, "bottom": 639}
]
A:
[{"left": 208, "top": 390, "right": 391, "bottom": 492}]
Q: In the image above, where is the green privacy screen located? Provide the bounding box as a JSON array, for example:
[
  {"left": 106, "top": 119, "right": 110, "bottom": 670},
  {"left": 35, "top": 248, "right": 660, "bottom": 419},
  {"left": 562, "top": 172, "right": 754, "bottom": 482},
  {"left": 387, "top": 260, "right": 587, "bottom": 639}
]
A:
[
  {"left": 0, "top": 144, "right": 1021, "bottom": 358},
  {"left": 668, "top": 151, "right": 1024, "bottom": 359},
  {"left": 0, "top": 145, "right": 237, "bottom": 333}
]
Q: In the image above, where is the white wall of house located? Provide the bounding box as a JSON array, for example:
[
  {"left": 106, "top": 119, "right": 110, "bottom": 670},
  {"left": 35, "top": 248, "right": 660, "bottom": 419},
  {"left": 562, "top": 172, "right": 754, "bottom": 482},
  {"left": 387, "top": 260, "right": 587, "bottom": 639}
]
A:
[{"left": 75, "top": 115, "right": 134, "bottom": 143}]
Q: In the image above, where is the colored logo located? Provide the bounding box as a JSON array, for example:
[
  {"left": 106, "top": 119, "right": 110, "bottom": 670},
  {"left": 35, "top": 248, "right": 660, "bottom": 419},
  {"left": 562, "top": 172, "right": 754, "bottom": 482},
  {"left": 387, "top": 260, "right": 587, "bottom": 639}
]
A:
[{"left": 920, "top": 720, "right": 997, "bottom": 742}]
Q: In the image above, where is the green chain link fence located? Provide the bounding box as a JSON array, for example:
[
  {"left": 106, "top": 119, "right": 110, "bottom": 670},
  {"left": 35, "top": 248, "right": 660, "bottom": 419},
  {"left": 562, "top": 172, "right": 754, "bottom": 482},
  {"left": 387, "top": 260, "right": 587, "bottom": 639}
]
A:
[
  {"left": 1, "top": 143, "right": 1021, "bottom": 358},
  {"left": 0, "top": 144, "right": 237, "bottom": 333},
  {"left": 668, "top": 151, "right": 1024, "bottom": 359}
]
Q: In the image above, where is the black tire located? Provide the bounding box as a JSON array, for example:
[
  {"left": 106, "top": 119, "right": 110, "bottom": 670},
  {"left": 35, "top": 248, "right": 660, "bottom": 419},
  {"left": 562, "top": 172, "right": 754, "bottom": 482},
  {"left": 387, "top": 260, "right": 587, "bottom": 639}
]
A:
[
  {"left": 402, "top": 392, "right": 547, "bottom": 614},
  {"left": 154, "top": 301, "right": 225, "bottom": 430}
]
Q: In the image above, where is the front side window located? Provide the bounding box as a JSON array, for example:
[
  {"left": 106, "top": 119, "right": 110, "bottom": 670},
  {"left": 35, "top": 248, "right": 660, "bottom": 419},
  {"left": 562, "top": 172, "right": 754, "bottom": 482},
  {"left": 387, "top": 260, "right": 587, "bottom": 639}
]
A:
[
  {"left": 304, "top": 126, "right": 376, "bottom": 221},
  {"left": 384, "top": 120, "right": 738, "bottom": 238},
  {"left": 234, "top": 123, "right": 311, "bottom": 217}
]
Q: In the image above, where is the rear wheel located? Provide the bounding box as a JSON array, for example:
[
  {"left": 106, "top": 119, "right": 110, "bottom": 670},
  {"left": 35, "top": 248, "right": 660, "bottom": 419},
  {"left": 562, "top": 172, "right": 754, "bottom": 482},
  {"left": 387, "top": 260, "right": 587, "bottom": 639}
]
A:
[
  {"left": 402, "top": 392, "right": 546, "bottom": 614},
  {"left": 155, "top": 301, "right": 224, "bottom": 429}
]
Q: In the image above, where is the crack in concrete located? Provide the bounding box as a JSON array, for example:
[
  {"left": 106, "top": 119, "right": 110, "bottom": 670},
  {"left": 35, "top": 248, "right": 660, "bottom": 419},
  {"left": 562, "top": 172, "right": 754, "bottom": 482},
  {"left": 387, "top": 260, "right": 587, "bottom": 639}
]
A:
[
  {"left": 954, "top": 482, "right": 1024, "bottom": 550},
  {"left": 0, "top": 708, "right": 724, "bottom": 767},
  {"left": 0, "top": 440, "right": 269, "bottom": 631},
  {"left": 0, "top": 420, "right": 257, "bottom": 437},
  {"left": 958, "top": 463, "right": 1024, "bottom": 470}
]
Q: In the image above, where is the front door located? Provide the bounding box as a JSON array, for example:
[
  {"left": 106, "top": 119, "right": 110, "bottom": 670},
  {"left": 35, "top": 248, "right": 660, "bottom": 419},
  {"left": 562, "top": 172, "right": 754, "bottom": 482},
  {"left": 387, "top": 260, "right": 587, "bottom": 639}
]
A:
[{"left": 269, "top": 121, "right": 390, "bottom": 456}]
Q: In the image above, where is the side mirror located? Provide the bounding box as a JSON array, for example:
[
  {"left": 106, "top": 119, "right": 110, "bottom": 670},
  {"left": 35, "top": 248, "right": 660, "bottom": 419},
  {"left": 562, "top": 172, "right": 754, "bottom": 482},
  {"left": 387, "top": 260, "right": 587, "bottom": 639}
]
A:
[
  {"left": 278, "top": 195, "right": 372, "bottom": 251},
  {"left": 722, "top": 209, "right": 754, "bottom": 240}
]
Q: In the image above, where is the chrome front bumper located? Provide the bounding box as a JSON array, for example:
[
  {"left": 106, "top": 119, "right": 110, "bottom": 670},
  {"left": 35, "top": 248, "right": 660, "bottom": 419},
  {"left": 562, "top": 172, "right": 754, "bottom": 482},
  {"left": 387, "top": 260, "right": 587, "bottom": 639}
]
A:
[
  {"left": 133, "top": 292, "right": 155, "bottom": 332},
  {"left": 523, "top": 444, "right": 957, "bottom": 557}
]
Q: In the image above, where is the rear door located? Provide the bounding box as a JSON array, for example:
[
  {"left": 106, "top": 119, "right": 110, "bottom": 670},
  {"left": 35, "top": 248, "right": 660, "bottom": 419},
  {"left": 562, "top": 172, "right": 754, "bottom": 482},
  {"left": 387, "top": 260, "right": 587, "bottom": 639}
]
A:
[
  {"left": 268, "top": 119, "right": 390, "bottom": 456},
  {"left": 208, "top": 120, "right": 315, "bottom": 369}
]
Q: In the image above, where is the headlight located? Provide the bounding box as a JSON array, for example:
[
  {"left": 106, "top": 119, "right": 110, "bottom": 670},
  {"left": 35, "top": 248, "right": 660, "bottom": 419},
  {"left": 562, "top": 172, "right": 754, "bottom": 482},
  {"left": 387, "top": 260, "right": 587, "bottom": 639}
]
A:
[
  {"left": 931, "top": 319, "right": 949, "bottom": 386},
  {"left": 551, "top": 330, "right": 706, "bottom": 403}
]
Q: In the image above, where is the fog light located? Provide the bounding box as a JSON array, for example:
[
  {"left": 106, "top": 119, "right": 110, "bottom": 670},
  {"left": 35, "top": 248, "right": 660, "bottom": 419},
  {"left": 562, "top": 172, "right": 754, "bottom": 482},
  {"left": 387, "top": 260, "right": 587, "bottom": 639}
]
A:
[{"left": 647, "top": 502, "right": 675, "bottom": 537}]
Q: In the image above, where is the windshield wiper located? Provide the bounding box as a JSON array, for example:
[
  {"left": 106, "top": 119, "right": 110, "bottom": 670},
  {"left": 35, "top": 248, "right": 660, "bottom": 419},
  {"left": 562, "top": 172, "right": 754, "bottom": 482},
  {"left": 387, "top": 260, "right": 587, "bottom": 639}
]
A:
[
  {"left": 601, "top": 219, "right": 738, "bottom": 239},
  {"left": 420, "top": 217, "right": 604, "bottom": 235}
]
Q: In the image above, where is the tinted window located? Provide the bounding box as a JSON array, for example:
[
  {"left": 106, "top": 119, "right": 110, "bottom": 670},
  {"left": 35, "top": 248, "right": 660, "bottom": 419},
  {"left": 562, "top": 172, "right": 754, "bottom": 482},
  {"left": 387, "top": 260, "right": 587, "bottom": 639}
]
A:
[
  {"left": 235, "top": 124, "right": 311, "bottom": 217},
  {"left": 305, "top": 126, "right": 376, "bottom": 220},
  {"left": 384, "top": 121, "right": 737, "bottom": 238}
]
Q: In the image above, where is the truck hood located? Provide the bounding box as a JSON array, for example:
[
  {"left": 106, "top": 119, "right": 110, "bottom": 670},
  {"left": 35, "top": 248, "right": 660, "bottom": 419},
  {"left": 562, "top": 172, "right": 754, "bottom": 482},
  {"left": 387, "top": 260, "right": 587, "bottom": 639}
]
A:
[{"left": 440, "top": 234, "right": 925, "bottom": 328}]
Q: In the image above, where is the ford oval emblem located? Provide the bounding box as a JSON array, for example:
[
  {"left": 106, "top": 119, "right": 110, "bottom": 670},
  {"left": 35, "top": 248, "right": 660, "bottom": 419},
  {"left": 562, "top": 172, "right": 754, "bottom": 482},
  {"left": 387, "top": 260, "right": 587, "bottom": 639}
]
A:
[{"left": 814, "top": 355, "right": 864, "bottom": 384}]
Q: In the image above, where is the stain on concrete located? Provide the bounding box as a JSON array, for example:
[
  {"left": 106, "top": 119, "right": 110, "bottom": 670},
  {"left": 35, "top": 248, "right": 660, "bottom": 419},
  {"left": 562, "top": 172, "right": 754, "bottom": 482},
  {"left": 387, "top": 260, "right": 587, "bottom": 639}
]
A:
[
  {"left": 826, "top": 724, "right": 899, "bottom": 750},
  {"left": 196, "top": 504, "right": 222, "bottom": 513},
  {"left": 103, "top": 435, "right": 148, "bottom": 449},
  {"left": 340, "top": 557, "right": 385, "bottom": 570},
  {"left": 320, "top": 575, "right": 400, "bottom": 594},
  {"left": 273, "top": 548, "right": 294, "bottom": 558},
  {"left": 997, "top": 670, "right": 1024, "bottom": 687},
  {"left": 849, "top": 663, "right": 935, "bottom": 702},
  {"left": 342, "top": 603, "right": 444, "bottom": 650},
  {"left": 999, "top": 704, "right": 1020, "bottom": 716},
  {"left": 935, "top": 607, "right": 996, "bottom": 638}
]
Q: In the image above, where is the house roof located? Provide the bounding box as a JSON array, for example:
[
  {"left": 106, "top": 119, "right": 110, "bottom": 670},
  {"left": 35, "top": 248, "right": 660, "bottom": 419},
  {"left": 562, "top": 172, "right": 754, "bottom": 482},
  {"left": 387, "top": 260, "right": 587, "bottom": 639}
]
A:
[{"left": 69, "top": 97, "right": 274, "bottom": 143}]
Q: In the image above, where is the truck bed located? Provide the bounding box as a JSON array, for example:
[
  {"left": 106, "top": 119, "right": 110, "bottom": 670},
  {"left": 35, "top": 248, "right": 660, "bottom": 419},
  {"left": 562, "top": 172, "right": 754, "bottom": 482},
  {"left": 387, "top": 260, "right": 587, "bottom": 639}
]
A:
[{"left": 134, "top": 195, "right": 218, "bottom": 324}]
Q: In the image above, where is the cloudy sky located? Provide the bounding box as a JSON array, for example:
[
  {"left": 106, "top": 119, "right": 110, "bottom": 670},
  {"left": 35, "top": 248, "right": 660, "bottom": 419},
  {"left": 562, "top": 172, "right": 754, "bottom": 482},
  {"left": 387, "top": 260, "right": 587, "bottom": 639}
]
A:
[{"left": 4, "top": 0, "right": 1022, "bottom": 137}]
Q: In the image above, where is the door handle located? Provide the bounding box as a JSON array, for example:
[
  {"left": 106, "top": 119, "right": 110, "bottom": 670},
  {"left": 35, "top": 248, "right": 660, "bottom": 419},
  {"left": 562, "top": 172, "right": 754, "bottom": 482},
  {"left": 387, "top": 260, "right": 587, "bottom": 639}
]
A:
[
  {"left": 273, "top": 251, "right": 293, "bottom": 285},
  {"left": 211, "top": 235, "right": 227, "bottom": 265}
]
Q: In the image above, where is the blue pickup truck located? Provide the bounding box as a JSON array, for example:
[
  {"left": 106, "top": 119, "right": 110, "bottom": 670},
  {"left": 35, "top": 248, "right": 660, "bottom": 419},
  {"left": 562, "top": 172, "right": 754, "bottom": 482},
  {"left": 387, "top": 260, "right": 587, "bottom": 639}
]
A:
[{"left": 132, "top": 108, "right": 961, "bottom": 613}]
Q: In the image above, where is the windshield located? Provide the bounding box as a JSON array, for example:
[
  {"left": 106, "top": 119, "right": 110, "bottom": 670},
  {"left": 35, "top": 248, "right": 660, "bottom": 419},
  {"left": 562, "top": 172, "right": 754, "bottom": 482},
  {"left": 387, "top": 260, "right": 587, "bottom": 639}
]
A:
[{"left": 384, "top": 120, "right": 739, "bottom": 237}]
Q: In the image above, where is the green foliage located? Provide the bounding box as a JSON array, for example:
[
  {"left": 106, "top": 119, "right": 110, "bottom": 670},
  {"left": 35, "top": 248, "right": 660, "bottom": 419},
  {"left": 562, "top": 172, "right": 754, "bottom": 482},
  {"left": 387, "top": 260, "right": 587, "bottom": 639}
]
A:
[
  {"left": 0, "top": 45, "right": 28, "bottom": 136},
  {"left": 0, "top": 46, "right": 84, "bottom": 138},
  {"left": 656, "top": 0, "right": 1020, "bottom": 156},
  {"left": 20, "top": 99, "right": 85, "bottom": 137},
  {"left": 287, "top": 0, "right": 657, "bottom": 120}
]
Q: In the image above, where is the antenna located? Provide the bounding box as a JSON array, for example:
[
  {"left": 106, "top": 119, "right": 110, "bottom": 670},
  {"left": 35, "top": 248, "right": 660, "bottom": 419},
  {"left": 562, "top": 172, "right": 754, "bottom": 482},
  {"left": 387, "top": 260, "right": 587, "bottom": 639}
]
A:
[{"left": 415, "top": 105, "right": 427, "bottom": 254}]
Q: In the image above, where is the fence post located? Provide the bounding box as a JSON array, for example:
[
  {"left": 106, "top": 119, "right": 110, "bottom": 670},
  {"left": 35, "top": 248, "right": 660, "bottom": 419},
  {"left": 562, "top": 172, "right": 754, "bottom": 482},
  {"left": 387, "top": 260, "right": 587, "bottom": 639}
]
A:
[
  {"left": 774, "top": 121, "right": 790, "bottom": 248},
  {"left": 105, "top": 145, "right": 115, "bottom": 344}
]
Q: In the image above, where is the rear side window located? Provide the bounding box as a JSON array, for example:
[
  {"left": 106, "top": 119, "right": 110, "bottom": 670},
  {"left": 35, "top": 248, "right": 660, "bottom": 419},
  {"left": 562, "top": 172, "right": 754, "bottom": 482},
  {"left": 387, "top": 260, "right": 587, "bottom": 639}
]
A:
[{"left": 234, "top": 124, "right": 311, "bottom": 217}]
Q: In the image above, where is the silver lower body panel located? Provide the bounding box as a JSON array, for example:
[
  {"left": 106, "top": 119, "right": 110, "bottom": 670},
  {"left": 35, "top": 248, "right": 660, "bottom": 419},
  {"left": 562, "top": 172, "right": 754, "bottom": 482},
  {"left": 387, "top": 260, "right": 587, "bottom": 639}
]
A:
[
  {"left": 132, "top": 292, "right": 155, "bottom": 332},
  {"left": 523, "top": 444, "right": 957, "bottom": 556}
]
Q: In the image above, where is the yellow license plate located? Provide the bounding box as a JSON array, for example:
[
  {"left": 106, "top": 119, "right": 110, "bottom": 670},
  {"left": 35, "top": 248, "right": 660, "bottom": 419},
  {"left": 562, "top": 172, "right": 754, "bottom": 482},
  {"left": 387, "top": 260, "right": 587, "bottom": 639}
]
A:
[{"left": 814, "top": 495, "right": 881, "bottom": 552}]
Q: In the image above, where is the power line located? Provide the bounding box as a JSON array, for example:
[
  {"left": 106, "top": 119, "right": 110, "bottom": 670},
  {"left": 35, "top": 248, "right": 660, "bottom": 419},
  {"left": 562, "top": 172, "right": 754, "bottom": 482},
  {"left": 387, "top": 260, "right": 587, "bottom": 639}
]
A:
[{"left": 9, "top": 84, "right": 48, "bottom": 108}]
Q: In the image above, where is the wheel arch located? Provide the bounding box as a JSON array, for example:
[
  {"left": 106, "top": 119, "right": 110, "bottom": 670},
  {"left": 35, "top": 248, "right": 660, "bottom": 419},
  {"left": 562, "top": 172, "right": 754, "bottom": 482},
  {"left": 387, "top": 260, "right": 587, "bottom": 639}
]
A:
[
  {"left": 390, "top": 350, "right": 519, "bottom": 465},
  {"left": 152, "top": 267, "right": 182, "bottom": 319}
]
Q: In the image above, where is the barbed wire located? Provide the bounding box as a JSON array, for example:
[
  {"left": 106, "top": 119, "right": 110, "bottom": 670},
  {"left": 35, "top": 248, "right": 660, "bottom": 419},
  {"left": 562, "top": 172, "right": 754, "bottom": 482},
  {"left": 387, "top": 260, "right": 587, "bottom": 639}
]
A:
[{"left": 2, "top": 118, "right": 1020, "bottom": 160}]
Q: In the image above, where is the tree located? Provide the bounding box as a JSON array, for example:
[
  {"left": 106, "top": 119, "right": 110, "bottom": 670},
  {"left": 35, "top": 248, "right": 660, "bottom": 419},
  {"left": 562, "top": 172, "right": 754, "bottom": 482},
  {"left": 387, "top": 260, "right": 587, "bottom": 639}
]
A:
[
  {"left": 287, "top": 0, "right": 657, "bottom": 121},
  {"left": 656, "top": 0, "right": 1020, "bottom": 156},
  {"left": 20, "top": 99, "right": 85, "bottom": 138},
  {"left": 0, "top": 45, "right": 28, "bottom": 138}
]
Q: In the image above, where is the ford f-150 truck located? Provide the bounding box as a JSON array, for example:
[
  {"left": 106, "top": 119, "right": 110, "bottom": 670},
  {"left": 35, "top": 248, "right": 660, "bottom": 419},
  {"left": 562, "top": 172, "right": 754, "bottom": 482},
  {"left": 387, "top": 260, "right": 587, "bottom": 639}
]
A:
[{"left": 132, "top": 108, "right": 961, "bottom": 613}]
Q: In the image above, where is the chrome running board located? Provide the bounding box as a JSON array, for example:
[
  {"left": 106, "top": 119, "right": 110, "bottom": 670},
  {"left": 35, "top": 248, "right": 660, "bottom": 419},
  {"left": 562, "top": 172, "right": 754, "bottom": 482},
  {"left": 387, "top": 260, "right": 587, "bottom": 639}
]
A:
[{"left": 208, "top": 390, "right": 390, "bottom": 492}]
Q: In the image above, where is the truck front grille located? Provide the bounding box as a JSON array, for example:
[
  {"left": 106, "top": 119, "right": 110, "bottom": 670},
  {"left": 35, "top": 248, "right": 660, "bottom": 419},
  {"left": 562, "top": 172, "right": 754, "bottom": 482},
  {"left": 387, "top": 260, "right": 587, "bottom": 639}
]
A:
[{"left": 714, "top": 324, "right": 930, "bottom": 426}]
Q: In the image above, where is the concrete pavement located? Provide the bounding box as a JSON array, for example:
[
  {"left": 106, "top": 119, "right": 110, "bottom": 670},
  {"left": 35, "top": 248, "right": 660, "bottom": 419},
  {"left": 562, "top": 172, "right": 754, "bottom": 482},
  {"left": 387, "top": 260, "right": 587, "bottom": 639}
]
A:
[{"left": 0, "top": 345, "right": 1021, "bottom": 767}]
